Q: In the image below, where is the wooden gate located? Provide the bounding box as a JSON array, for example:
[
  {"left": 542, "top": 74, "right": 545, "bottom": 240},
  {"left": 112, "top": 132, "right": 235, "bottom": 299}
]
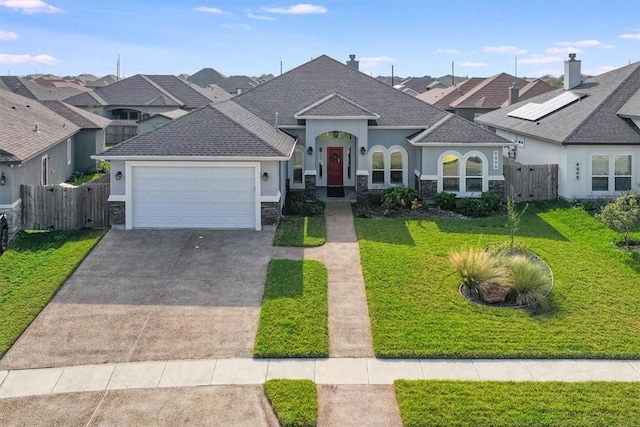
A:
[
  {"left": 503, "top": 158, "right": 558, "bottom": 202},
  {"left": 21, "top": 183, "right": 110, "bottom": 230}
]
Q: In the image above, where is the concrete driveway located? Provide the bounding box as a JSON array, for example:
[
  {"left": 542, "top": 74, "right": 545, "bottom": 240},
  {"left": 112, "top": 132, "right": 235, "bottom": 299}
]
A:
[{"left": 0, "top": 229, "right": 274, "bottom": 370}]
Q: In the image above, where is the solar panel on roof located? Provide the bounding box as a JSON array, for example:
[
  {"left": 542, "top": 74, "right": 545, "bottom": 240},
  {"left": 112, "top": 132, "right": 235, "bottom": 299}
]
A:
[{"left": 508, "top": 91, "right": 586, "bottom": 121}]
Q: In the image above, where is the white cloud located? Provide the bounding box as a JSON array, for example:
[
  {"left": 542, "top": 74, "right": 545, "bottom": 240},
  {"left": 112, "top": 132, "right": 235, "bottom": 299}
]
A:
[
  {"left": 545, "top": 47, "right": 584, "bottom": 55},
  {"left": 194, "top": 6, "right": 227, "bottom": 14},
  {"left": 436, "top": 48, "right": 473, "bottom": 55},
  {"left": 618, "top": 33, "right": 640, "bottom": 40},
  {"left": 261, "top": 4, "right": 327, "bottom": 14},
  {"left": 483, "top": 45, "right": 527, "bottom": 55},
  {"left": 359, "top": 56, "right": 395, "bottom": 70},
  {"left": 460, "top": 62, "right": 487, "bottom": 68},
  {"left": 0, "top": 53, "right": 59, "bottom": 65},
  {"left": 220, "top": 23, "right": 253, "bottom": 30},
  {"left": 518, "top": 55, "right": 563, "bottom": 65},
  {"left": 555, "top": 39, "right": 605, "bottom": 47},
  {"left": 0, "top": 30, "right": 18, "bottom": 40},
  {"left": 0, "top": 0, "right": 64, "bottom": 14},
  {"left": 248, "top": 12, "right": 275, "bottom": 20}
]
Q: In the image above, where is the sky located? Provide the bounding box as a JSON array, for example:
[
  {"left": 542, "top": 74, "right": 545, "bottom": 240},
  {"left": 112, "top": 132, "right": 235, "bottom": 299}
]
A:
[{"left": 0, "top": 0, "right": 639, "bottom": 80}]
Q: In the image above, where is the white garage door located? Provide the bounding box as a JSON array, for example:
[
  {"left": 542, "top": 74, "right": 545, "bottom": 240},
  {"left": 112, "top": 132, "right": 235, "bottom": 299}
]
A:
[{"left": 131, "top": 165, "right": 257, "bottom": 229}]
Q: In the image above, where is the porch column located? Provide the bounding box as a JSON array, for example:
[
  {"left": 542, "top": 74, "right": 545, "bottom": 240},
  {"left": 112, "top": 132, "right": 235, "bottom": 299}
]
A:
[
  {"left": 356, "top": 171, "right": 368, "bottom": 201},
  {"left": 305, "top": 171, "right": 317, "bottom": 199}
]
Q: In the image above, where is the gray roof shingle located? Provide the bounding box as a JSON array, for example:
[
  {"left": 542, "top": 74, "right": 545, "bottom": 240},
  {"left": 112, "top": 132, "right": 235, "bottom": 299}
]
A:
[
  {"left": 40, "top": 101, "right": 111, "bottom": 129},
  {"left": 476, "top": 62, "right": 640, "bottom": 145},
  {"left": 96, "top": 100, "right": 295, "bottom": 159},
  {"left": 0, "top": 76, "right": 84, "bottom": 101},
  {"left": 408, "top": 114, "right": 512, "bottom": 145},
  {"left": 294, "top": 92, "right": 379, "bottom": 118},
  {"left": 0, "top": 91, "right": 80, "bottom": 163}
]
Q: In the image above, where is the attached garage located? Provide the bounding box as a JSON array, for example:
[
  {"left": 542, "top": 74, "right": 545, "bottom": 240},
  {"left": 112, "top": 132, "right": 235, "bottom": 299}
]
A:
[{"left": 127, "top": 162, "right": 260, "bottom": 230}]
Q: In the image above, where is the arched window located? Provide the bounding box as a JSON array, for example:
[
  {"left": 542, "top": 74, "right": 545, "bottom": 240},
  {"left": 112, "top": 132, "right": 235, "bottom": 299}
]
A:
[
  {"left": 465, "top": 156, "right": 483, "bottom": 192},
  {"left": 390, "top": 151, "right": 403, "bottom": 184},
  {"left": 292, "top": 149, "right": 304, "bottom": 184},
  {"left": 442, "top": 154, "right": 460, "bottom": 192},
  {"left": 371, "top": 151, "right": 385, "bottom": 184}
]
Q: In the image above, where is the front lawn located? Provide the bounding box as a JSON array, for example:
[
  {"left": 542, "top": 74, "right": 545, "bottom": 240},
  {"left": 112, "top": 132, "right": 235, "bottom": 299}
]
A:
[
  {"left": 66, "top": 172, "right": 104, "bottom": 186},
  {"left": 254, "top": 259, "right": 329, "bottom": 357},
  {"left": 356, "top": 202, "right": 640, "bottom": 358},
  {"left": 0, "top": 229, "right": 107, "bottom": 357},
  {"left": 274, "top": 216, "right": 326, "bottom": 247},
  {"left": 395, "top": 380, "right": 640, "bottom": 427},
  {"left": 264, "top": 379, "right": 317, "bottom": 427}
]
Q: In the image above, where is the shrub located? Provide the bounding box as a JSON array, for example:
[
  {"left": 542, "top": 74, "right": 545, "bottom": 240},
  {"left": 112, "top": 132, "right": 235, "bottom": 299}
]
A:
[
  {"left": 285, "top": 191, "right": 325, "bottom": 216},
  {"left": 354, "top": 201, "right": 374, "bottom": 218},
  {"left": 595, "top": 191, "right": 640, "bottom": 249},
  {"left": 480, "top": 191, "right": 503, "bottom": 213},
  {"left": 501, "top": 255, "right": 551, "bottom": 309},
  {"left": 435, "top": 192, "right": 456, "bottom": 211},
  {"left": 98, "top": 160, "right": 110, "bottom": 173},
  {"left": 381, "top": 186, "right": 418, "bottom": 211},
  {"left": 454, "top": 192, "right": 503, "bottom": 218},
  {"left": 449, "top": 248, "right": 510, "bottom": 296}
]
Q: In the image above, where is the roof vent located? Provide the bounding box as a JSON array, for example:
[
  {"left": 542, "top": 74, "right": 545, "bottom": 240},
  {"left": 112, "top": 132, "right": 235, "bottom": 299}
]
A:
[{"left": 34, "top": 122, "right": 39, "bottom": 132}]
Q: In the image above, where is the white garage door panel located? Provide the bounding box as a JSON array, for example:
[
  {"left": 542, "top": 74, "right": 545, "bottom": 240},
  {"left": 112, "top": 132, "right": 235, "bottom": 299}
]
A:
[{"left": 131, "top": 166, "right": 256, "bottom": 229}]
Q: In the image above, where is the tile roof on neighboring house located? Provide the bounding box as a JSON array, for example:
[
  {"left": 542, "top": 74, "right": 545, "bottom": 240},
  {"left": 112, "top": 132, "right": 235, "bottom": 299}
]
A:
[
  {"left": 417, "top": 78, "right": 484, "bottom": 110},
  {"left": 407, "top": 114, "right": 512, "bottom": 145},
  {"left": 217, "top": 75, "right": 259, "bottom": 94},
  {"left": 233, "top": 55, "right": 450, "bottom": 127},
  {"left": 510, "top": 79, "right": 557, "bottom": 105},
  {"left": 96, "top": 100, "right": 296, "bottom": 159},
  {"left": 449, "top": 73, "right": 530, "bottom": 109},
  {"left": 187, "top": 67, "right": 226, "bottom": 88},
  {"left": 0, "top": 90, "right": 80, "bottom": 164},
  {"left": 0, "top": 76, "right": 84, "bottom": 101},
  {"left": 294, "top": 93, "right": 379, "bottom": 119},
  {"left": 476, "top": 61, "right": 640, "bottom": 145},
  {"left": 64, "top": 74, "right": 220, "bottom": 110},
  {"left": 40, "top": 101, "right": 112, "bottom": 129}
]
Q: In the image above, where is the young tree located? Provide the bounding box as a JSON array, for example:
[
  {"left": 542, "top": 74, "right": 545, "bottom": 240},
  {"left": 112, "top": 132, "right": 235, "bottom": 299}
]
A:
[
  {"left": 596, "top": 191, "right": 640, "bottom": 249},
  {"left": 506, "top": 186, "right": 528, "bottom": 249}
]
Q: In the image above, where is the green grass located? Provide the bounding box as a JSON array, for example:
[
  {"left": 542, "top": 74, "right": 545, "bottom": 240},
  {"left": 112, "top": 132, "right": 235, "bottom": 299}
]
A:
[
  {"left": 254, "top": 259, "right": 329, "bottom": 357},
  {"left": 356, "top": 202, "right": 640, "bottom": 358},
  {"left": 274, "top": 216, "right": 326, "bottom": 247},
  {"left": 264, "top": 379, "right": 317, "bottom": 427},
  {"left": 0, "top": 229, "right": 107, "bottom": 357},
  {"left": 395, "top": 380, "right": 640, "bottom": 427},
  {"left": 67, "top": 172, "right": 104, "bottom": 186}
]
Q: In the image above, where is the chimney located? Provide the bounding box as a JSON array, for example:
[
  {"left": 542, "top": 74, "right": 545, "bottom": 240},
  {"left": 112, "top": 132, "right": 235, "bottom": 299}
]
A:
[
  {"left": 508, "top": 83, "right": 519, "bottom": 105},
  {"left": 346, "top": 54, "right": 359, "bottom": 70},
  {"left": 564, "top": 53, "right": 581, "bottom": 90}
]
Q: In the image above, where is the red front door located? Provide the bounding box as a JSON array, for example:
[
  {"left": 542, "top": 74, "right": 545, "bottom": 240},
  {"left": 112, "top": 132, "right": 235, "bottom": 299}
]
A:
[{"left": 327, "top": 147, "right": 343, "bottom": 186}]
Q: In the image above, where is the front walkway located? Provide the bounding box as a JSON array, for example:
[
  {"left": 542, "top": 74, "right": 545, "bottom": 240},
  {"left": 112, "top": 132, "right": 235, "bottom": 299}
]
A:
[
  {"left": 272, "top": 203, "right": 375, "bottom": 357},
  {"left": 1, "top": 357, "right": 639, "bottom": 398}
]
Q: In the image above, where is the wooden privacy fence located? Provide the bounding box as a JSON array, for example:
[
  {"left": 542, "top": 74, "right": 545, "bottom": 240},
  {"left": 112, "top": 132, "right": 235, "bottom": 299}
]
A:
[
  {"left": 503, "top": 157, "right": 558, "bottom": 202},
  {"left": 21, "top": 183, "right": 110, "bottom": 230}
]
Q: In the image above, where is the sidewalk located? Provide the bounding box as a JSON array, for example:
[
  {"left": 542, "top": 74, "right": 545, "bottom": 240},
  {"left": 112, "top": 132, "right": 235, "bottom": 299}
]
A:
[{"left": 1, "top": 357, "right": 639, "bottom": 399}]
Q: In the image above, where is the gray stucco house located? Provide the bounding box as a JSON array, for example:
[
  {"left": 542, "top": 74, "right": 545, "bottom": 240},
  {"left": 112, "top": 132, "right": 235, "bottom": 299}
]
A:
[
  {"left": 0, "top": 91, "right": 110, "bottom": 232},
  {"left": 96, "top": 55, "right": 510, "bottom": 230}
]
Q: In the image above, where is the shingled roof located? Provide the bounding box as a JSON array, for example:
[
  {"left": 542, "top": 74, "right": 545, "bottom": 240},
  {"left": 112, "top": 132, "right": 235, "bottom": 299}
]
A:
[
  {"left": 294, "top": 93, "right": 379, "bottom": 119},
  {"left": 476, "top": 61, "right": 640, "bottom": 145},
  {"left": 0, "top": 91, "right": 80, "bottom": 164},
  {"left": 0, "top": 76, "right": 84, "bottom": 101},
  {"left": 96, "top": 100, "right": 296, "bottom": 160},
  {"left": 64, "top": 74, "right": 222, "bottom": 109},
  {"left": 40, "top": 101, "right": 111, "bottom": 129},
  {"left": 232, "top": 55, "right": 450, "bottom": 127},
  {"left": 449, "top": 73, "right": 530, "bottom": 109},
  {"left": 408, "top": 114, "right": 512, "bottom": 145},
  {"left": 417, "top": 78, "right": 484, "bottom": 110}
]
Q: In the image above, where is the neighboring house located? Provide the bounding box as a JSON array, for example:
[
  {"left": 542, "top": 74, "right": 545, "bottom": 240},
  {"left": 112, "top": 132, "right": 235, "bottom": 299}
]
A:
[
  {"left": 476, "top": 55, "right": 640, "bottom": 200},
  {"left": 65, "top": 74, "right": 227, "bottom": 144},
  {"left": 187, "top": 67, "right": 226, "bottom": 88},
  {"left": 137, "top": 109, "right": 189, "bottom": 134},
  {"left": 217, "top": 75, "right": 259, "bottom": 94},
  {"left": 32, "top": 76, "right": 91, "bottom": 93},
  {"left": 96, "top": 55, "right": 510, "bottom": 231},
  {"left": 0, "top": 76, "right": 84, "bottom": 101},
  {"left": 396, "top": 76, "right": 436, "bottom": 94},
  {"left": 419, "top": 73, "right": 554, "bottom": 122},
  {"left": 85, "top": 74, "right": 118, "bottom": 88},
  {"left": 0, "top": 91, "right": 107, "bottom": 232}
]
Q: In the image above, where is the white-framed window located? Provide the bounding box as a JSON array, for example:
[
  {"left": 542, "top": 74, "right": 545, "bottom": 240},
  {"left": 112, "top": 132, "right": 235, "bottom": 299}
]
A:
[
  {"left": 292, "top": 149, "right": 303, "bottom": 184},
  {"left": 368, "top": 145, "right": 408, "bottom": 188},
  {"left": 66, "top": 138, "right": 72, "bottom": 165},
  {"left": 371, "top": 150, "right": 385, "bottom": 185},
  {"left": 591, "top": 154, "right": 632, "bottom": 193},
  {"left": 438, "top": 150, "right": 488, "bottom": 195}
]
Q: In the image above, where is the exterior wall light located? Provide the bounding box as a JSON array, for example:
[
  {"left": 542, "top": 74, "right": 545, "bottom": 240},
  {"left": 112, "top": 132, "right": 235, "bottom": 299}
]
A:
[
  {"left": 0, "top": 172, "right": 5, "bottom": 186},
  {"left": 332, "top": 131, "right": 340, "bottom": 138},
  {"left": 115, "top": 171, "right": 123, "bottom": 180},
  {"left": 262, "top": 172, "right": 269, "bottom": 181},
  {"left": 360, "top": 147, "right": 366, "bottom": 155},
  {"left": 307, "top": 146, "right": 313, "bottom": 155}
]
